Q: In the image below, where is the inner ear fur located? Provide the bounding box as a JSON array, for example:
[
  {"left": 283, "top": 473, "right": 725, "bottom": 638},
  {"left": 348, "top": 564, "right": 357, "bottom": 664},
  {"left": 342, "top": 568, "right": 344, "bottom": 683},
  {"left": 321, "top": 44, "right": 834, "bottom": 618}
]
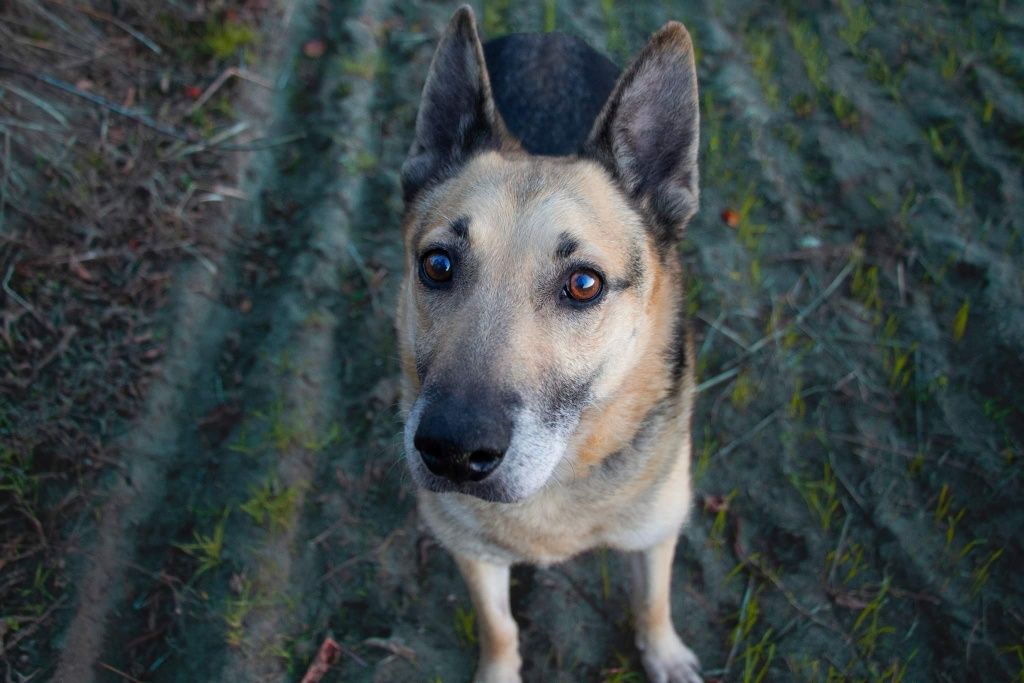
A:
[
  {"left": 583, "top": 22, "right": 700, "bottom": 246},
  {"left": 401, "top": 5, "right": 515, "bottom": 203}
]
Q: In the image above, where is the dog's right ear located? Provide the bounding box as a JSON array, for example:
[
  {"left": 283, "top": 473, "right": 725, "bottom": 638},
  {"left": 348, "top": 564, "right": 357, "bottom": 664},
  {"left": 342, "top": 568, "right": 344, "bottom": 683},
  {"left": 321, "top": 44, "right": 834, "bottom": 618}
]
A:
[
  {"left": 583, "top": 22, "right": 700, "bottom": 247},
  {"left": 402, "top": 6, "right": 510, "bottom": 202}
]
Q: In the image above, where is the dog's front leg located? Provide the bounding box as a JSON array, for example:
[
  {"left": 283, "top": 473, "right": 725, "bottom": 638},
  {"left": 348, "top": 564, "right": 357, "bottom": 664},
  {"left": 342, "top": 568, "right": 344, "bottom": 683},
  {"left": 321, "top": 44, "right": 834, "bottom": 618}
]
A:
[
  {"left": 454, "top": 553, "right": 521, "bottom": 683},
  {"left": 630, "top": 535, "right": 702, "bottom": 683}
]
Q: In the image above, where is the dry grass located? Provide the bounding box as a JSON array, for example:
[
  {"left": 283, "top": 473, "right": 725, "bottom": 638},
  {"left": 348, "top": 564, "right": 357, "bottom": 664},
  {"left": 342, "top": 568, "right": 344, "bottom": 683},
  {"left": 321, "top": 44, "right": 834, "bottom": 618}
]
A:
[{"left": 0, "top": 0, "right": 268, "bottom": 661}]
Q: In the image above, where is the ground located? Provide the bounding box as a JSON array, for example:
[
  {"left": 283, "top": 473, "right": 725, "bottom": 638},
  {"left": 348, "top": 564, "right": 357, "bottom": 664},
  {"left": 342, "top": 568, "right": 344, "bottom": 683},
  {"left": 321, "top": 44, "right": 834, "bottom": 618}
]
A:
[{"left": 1, "top": 0, "right": 1022, "bottom": 681}]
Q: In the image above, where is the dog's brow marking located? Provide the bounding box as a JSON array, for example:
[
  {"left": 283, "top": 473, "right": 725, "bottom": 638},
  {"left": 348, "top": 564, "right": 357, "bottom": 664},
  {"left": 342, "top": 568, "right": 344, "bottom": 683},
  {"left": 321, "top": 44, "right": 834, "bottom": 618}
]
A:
[
  {"left": 555, "top": 232, "right": 579, "bottom": 260},
  {"left": 611, "top": 241, "right": 645, "bottom": 291},
  {"left": 450, "top": 216, "right": 470, "bottom": 240}
]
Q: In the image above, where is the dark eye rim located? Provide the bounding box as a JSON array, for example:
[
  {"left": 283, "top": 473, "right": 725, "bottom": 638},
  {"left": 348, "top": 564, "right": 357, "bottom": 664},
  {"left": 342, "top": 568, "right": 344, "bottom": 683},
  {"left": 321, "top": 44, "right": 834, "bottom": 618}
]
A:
[
  {"left": 418, "top": 248, "right": 454, "bottom": 289},
  {"left": 560, "top": 266, "right": 606, "bottom": 308}
]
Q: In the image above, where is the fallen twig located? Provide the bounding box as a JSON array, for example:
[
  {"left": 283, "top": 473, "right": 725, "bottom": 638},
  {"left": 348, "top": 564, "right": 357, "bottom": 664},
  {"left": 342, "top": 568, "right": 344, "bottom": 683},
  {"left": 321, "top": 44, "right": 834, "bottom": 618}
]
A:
[
  {"left": 97, "top": 662, "right": 145, "bottom": 683},
  {"left": 3, "top": 264, "right": 53, "bottom": 332},
  {"left": 362, "top": 637, "right": 416, "bottom": 663},
  {"left": 0, "top": 64, "right": 195, "bottom": 140},
  {"left": 0, "top": 595, "right": 67, "bottom": 657},
  {"left": 186, "top": 66, "right": 273, "bottom": 115},
  {"left": 737, "top": 260, "right": 855, "bottom": 363},
  {"left": 47, "top": 1, "right": 163, "bottom": 54},
  {"left": 697, "top": 262, "right": 854, "bottom": 394}
]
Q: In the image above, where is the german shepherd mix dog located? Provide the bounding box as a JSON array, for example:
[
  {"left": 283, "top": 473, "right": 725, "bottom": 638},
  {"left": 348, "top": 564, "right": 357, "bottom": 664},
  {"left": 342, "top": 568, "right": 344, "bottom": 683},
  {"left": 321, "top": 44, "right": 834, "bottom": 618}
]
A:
[{"left": 398, "top": 6, "right": 701, "bottom": 682}]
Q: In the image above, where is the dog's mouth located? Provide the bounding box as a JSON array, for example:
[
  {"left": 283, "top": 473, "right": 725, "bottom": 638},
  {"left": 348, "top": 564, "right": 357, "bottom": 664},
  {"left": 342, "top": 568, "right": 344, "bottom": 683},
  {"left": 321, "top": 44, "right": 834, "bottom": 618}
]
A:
[{"left": 410, "top": 468, "right": 526, "bottom": 503}]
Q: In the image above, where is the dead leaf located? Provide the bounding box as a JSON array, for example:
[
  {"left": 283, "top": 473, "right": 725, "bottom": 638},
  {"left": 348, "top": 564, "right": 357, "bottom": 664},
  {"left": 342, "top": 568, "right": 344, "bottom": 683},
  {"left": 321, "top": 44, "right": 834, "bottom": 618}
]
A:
[
  {"left": 303, "top": 39, "right": 326, "bottom": 58},
  {"left": 721, "top": 208, "right": 740, "bottom": 228},
  {"left": 299, "top": 636, "right": 342, "bottom": 683},
  {"left": 69, "top": 259, "right": 94, "bottom": 282},
  {"left": 703, "top": 494, "right": 731, "bottom": 514}
]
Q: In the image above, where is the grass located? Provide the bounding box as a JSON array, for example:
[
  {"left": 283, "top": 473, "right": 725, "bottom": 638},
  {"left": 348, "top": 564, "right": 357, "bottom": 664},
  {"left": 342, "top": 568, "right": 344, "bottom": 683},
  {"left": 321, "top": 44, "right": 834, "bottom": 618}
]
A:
[
  {"left": 850, "top": 260, "right": 882, "bottom": 323},
  {"left": 202, "top": 15, "right": 258, "bottom": 60},
  {"left": 830, "top": 91, "right": 860, "bottom": 129},
  {"left": 971, "top": 548, "right": 1004, "bottom": 595},
  {"left": 852, "top": 578, "right": 894, "bottom": 658},
  {"left": 865, "top": 49, "right": 905, "bottom": 101},
  {"left": 252, "top": 397, "right": 340, "bottom": 454},
  {"left": 879, "top": 315, "right": 916, "bottom": 390},
  {"left": 789, "top": 463, "right": 842, "bottom": 533},
  {"left": 927, "top": 126, "right": 950, "bottom": 162},
  {"left": 1000, "top": 643, "right": 1024, "bottom": 682},
  {"left": 601, "top": 0, "right": 627, "bottom": 61},
  {"left": 3, "top": 0, "right": 1021, "bottom": 678},
  {"left": 454, "top": 604, "right": 477, "bottom": 646},
  {"left": 730, "top": 370, "right": 755, "bottom": 410},
  {"left": 0, "top": 447, "right": 38, "bottom": 503},
  {"left": 483, "top": 0, "right": 511, "bottom": 36},
  {"left": 827, "top": 541, "right": 867, "bottom": 585},
  {"left": 952, "top": 299, "right": 970, "bottom": 342},
  {"left": 601, "top": 653, "right": 645, "bottom": 683},
  {"left": 877, "top": 653, "right": 917, "bottom": 683},
  {"left": 225, "top": 577, "right": 259, "bottom": 647},
  {"left": 838, "top": 0, "right": 873, "bottom": 52},
  {"left": 341, "top": 54, "right": 379, "bottom": 80},
  {"left": 939, "top": 48, "right": 959, "bottom": 81},
  {"left": 176, "top": 511, "right": 229, "bottom": 579},
  {"left": 708, "top": 489, "right": 738, "bottom": 550},
  {"left": 729, "top": 583, "right": 777, "bottom": 683},
  {"left": 787, "top": 380, "right": 807, "bottom": 419},
  {"left": 0, "top": 0, "right": 272, "bottom": 669},
  {"left": 746, "top": 30, "right": 780, "bottom": 108},
  {"left": 732, "top": 190, "right": 768, "bottom": 251},
  {"left": 240, "top": 480, "right": 300, "bottom": 531},
  {"left": 741, "top": 628, "right": 777, "bottom": 683},
  {"left": 694, "top": 426, "right": 718, "bottom": 483},
  {"left": 789, "top": 20, "right": 829, "bottom": 94},
  {"left": 950, "top": 157, "right": 969, "bottom": 208},
  {"left": 544, "top": 0, "right": 557, "bottom": 32}
]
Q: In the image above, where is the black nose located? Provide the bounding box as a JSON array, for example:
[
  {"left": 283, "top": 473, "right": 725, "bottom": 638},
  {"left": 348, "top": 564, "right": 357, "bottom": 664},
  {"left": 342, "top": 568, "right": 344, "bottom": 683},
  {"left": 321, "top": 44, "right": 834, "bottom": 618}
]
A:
[{"left": 414, "top": 395, "right": 513, "bottom": 484}]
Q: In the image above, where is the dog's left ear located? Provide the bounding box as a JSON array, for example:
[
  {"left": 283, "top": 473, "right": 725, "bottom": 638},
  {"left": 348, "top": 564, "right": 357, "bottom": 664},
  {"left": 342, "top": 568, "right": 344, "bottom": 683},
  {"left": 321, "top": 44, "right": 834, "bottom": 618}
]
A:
[
  {"left": 584, "top": 22, "right": 700, "bottom": 245},
  {"left": 402, "top": 6, "right": 511, "bottom": 203}
]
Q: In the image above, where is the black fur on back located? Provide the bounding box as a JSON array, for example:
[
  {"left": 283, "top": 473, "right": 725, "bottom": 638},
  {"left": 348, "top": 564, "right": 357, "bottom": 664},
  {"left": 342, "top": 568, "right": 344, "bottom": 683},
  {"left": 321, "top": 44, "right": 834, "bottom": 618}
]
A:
[{"left": 483, "top": 33, "right": 620, "bottom": 156}]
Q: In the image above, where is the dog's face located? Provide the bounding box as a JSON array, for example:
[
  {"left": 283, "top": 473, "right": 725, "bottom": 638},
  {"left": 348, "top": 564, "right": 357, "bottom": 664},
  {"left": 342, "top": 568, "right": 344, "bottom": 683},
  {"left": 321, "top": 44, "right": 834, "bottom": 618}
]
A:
[{"left": 398, "top": 8, "right": 699, "bottom": 503}]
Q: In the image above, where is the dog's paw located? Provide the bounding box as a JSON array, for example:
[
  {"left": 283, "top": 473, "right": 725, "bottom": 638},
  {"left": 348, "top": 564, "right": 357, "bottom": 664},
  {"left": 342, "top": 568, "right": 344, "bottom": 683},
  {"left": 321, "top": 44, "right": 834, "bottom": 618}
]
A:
[
  {"left": 472, "top": 657, "right": 522, "bottom": 683},
  {"left": 638, "top": 629, "right": 702, "bottom": 683}
]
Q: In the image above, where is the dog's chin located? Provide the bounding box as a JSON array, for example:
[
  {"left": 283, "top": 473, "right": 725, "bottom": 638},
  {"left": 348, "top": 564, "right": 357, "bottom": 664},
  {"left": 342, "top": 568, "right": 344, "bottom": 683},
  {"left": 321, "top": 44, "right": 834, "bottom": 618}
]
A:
[{"left": 411, "top": 468, "right": 526, "bottom": 503}]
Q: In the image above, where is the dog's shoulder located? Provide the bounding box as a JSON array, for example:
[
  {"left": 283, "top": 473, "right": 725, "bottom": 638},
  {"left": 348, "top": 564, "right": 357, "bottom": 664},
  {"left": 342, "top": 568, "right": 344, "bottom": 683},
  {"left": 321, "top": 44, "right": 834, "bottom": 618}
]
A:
[{"left": 483, "top": 32, "right": 619, "bottom": 156}]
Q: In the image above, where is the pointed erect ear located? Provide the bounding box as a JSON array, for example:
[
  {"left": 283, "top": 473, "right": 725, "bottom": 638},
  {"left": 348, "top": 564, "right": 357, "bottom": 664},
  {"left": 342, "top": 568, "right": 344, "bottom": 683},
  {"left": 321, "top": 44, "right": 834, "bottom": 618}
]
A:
[
  {"left": 402, "top": 6, "right": 512, "bottom": 202},
  {"left": 583, "top": 22, "right": 700, "bottom": 245}
]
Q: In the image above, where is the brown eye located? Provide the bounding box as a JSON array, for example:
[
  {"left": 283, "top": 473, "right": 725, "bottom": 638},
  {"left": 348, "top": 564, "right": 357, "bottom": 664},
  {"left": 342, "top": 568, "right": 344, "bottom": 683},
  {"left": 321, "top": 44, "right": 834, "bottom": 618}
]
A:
[
  {"left": 566, "top": 269, "right": 603, "bottom": 303},
  {"left": 420, "top": 249, "right": 452, "bottom": 285}
]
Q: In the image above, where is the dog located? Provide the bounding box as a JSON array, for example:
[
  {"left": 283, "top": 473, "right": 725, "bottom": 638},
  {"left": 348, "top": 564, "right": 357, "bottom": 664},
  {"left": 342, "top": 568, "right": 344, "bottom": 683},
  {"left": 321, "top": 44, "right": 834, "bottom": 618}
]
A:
[{"left": 397, "top": 6, "right": 701, "bottom": 682}]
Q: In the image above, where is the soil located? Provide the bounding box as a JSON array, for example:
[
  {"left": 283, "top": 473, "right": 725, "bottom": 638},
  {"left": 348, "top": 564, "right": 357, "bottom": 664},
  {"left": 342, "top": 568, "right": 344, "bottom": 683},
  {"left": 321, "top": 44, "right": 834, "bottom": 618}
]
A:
[{"left": 3, "top": 0, "right": 1022, "bottom": 681}]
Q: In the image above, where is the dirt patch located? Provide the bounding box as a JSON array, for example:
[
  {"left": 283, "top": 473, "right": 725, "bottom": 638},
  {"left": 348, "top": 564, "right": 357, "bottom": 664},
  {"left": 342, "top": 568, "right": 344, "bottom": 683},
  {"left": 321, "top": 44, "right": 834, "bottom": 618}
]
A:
[{"left": 4, "top": 0, "right": 1023, "bottom": 681}]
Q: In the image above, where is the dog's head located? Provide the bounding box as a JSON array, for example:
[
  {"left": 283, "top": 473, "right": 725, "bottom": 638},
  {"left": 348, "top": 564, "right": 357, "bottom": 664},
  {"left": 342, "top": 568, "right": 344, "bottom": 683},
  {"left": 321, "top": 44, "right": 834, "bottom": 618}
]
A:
[{"left": 398, "top": 6, "right": 699, "bottom": 503}]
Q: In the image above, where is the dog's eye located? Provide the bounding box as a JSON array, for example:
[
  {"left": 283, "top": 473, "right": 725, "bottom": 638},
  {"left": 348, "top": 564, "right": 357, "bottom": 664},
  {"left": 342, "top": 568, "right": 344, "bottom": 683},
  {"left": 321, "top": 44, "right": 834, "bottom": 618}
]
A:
[
  {"left": 565, "top": 269, "right": 603, "bottom": 303},
  {"left": 420, "top": 249, "right": 453, "bottom": 285}
]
